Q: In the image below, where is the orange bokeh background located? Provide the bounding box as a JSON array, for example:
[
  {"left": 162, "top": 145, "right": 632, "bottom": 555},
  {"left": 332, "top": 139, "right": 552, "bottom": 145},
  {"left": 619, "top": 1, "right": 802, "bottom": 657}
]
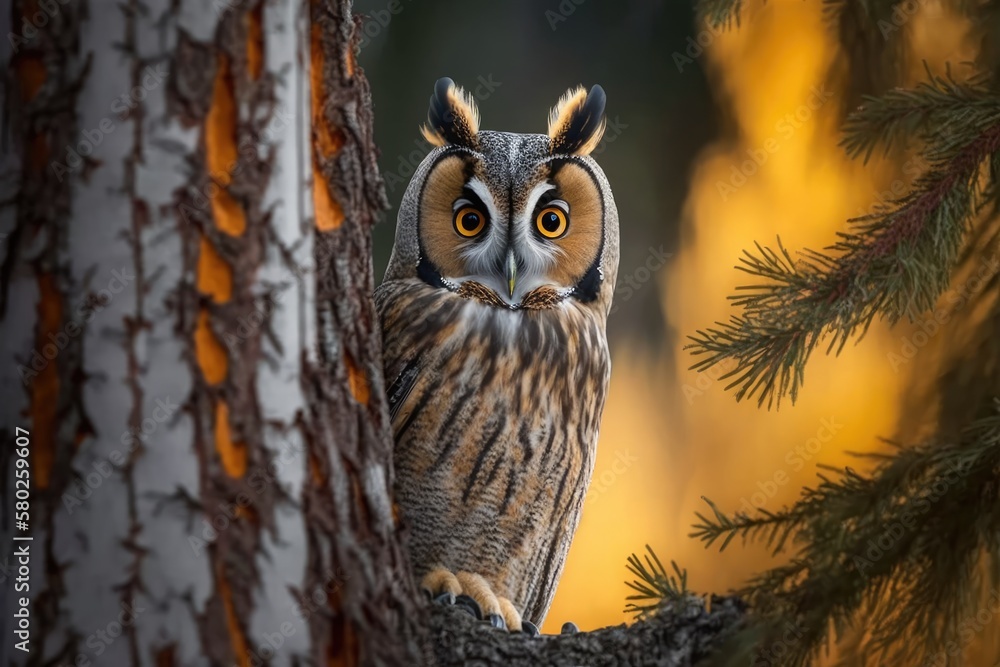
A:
[{"left": 547, "top": 0, "right": 976, "bottom": 640}]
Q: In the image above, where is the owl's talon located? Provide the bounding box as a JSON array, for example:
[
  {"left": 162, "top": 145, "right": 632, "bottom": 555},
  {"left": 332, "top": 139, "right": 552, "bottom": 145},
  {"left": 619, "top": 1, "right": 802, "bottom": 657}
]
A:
[
  {"left": 421, "top": 567, "right": 523, "bottom": 632},
  {"left": 454, "top": 594, "right": 483, "bottom": 620},
  {"left": 560, "top": 621, "right": 579, "bottom": 635},
  {"left": 497, "top": 596, "right": 522, "bottom": 633},
  {"left": 433, "top": 592, "right": 456, "bottom": 606},
  {"left": 520, "top": 620, "right": 540, "bottom": 637}
]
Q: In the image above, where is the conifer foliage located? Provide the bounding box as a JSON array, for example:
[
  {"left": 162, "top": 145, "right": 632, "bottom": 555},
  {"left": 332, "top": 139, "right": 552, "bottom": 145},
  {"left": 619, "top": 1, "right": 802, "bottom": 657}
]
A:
[{"left": 667, "top": 0, "right": 1000, "bottom": 665}]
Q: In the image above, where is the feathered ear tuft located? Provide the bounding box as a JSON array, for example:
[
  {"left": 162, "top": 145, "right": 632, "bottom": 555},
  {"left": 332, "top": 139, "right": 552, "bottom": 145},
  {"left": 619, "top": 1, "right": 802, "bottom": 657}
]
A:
[
  {"left": 547, "top": 84, "right": 607, "bottom": 156},
  {"left": 420, "top": 77, "right": 481, "bottom": 149}
]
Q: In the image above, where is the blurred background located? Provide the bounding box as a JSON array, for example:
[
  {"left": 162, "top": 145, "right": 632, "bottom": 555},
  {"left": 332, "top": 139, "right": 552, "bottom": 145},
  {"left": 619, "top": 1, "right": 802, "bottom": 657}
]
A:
[{"left": 354, "top": 0, "right": 977, "bottom": 635}]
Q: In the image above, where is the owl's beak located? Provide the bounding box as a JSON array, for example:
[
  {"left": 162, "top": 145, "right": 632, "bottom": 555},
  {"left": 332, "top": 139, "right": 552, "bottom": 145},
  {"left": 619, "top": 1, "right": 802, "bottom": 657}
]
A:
[{"left": 505, "top": 250, "right": 517, "bottom": 298}]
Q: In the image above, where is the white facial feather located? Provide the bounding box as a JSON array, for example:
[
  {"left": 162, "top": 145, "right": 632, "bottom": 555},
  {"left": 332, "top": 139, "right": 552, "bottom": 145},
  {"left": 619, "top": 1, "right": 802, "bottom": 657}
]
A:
[
  {"left": 456, "top": 179, "right": 507, "bottom": 275},
  {"left": 450, "top": 177, "right": 583, "bottom": 302},
  {"left": 513, "top": 183, "right": 563, "bottom": 280}
]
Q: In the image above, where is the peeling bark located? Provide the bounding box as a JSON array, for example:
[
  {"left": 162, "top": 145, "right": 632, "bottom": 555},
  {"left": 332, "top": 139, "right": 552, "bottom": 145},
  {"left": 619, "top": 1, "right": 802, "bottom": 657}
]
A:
[
  {"left": 3, "top": 1, "right": 93, "bottom": 663},
  {"left": 295, "top": 1, "right": 429, "bottom": 665},
  {"left": 166, "top": 2, "right": 282, "bottom": 662}
]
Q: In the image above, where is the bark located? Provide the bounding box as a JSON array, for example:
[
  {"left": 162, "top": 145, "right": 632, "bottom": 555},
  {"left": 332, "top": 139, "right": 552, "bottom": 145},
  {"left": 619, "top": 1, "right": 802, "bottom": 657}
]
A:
[
  {"left": 430, "top": 596, "right": 746, "bottom": 667},
  {"left": 297, "top": 0, "right": 428, "bottom": 664},
  {"left": 2, "top": 0, "right": 424, "bottom": 664}
]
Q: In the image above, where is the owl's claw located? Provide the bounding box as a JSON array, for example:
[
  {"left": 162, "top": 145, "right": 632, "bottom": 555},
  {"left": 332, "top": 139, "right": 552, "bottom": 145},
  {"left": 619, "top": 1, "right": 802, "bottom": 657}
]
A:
[
  {"left": 520, "top": 620, "right": 540, "bottom": 637},
  {"left": 420, "top": 567, "right": 523, "bottom": 632},
  {"left": 454, "top": 594, "right": 483, "bottom": 620},
  {"left": 561, "top": 621, "right": 579, "bottom": 635},
  {"left": 433, "top": 592, "right": 456, "bottom": 606}
]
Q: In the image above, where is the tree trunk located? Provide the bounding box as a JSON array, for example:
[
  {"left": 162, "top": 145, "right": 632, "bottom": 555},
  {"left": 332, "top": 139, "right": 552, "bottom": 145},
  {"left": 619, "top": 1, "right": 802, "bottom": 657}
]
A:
[{"left": 2, "top": 0, "right": 424, "bottom": 664}]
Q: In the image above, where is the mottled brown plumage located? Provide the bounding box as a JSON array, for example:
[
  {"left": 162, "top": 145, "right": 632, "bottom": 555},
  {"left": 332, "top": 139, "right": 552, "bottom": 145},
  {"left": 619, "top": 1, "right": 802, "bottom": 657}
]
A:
[{"left": 375, "top": 78, "right": 618, "bottom": 631}]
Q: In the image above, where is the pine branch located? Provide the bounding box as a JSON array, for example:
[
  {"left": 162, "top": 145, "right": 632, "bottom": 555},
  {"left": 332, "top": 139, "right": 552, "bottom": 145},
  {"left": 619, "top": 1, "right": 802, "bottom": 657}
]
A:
[
  {"left": 690, "top": 405, "right": 1000, "bottom": 666},
  {"left": 430, "top": 594, "right": 746, "bottom": 667},
  {"left": 624, "top": 545, "right": 692, "bottom": 619},
  {"left": 697, "top": 0, "right": 746, "bottom": 28},
  {"left": 682, "top": 3, "right": 1000, "bottom": 666},
  {"left": 841, "top": 68, "right": 1000, "bottom": 162},
  {"left": 686, "top": 80, "right": 1000, "bottom": 408},
  {"left": 698, "top": 0, "right": 918, "bottom": 32}
]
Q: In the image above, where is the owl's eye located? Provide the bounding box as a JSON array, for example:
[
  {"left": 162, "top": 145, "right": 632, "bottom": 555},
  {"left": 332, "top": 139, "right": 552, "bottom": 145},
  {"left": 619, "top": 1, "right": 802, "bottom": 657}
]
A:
[
  {"left": 454, "top": 207, "right": 487, "bottom": 238},
  {"left": 535, "top": 207, "right": 568, "bottom": 239}
]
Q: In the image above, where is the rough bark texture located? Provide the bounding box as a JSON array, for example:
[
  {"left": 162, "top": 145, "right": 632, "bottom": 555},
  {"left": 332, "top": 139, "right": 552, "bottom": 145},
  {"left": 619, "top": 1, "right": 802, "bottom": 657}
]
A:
[
  {"left": 4, "top": 0, "right": 427, "bottom": 665},
  {"left": 295, "top": 0, "right": 429, "bottom": 665},
  {"left": 4, "top": 1, "right": 93, "bottom": 663},
  {"left": 167, "top": 2, "right": 284, "bottom": 663},
  {"left": 430, "top": 596, "right": 746, "bottom": 666}
]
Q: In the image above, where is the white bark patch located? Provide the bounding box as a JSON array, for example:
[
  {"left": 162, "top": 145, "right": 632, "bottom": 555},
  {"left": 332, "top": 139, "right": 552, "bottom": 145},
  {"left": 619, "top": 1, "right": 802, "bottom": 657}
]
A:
[
  {"left": 49, "top": 2, "right": 138, "bottom": 663},
  {"left": 130, "top": 1, "right": 215, "bottom": 660},
  {"left": 247, "top": 0, "right": 311, "bottom": 660}
]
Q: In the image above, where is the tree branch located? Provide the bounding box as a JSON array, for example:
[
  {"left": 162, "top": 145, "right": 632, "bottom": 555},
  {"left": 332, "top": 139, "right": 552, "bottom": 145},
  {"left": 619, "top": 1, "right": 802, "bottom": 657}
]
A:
[{"left": 429, "top": 596, "right": 746, "bottom": 667}]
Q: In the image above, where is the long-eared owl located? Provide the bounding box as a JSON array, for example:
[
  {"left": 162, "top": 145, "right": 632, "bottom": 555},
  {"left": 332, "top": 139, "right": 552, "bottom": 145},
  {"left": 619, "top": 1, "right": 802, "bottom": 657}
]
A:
[{"left": 375, "top": 77, "right": 618, "bottom": 632}]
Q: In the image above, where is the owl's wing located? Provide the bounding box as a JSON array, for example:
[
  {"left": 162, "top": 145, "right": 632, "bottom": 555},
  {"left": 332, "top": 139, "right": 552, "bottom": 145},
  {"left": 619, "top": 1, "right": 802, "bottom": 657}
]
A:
[{"left": 386, "top": 356, "right": 422, "bottom": 422}]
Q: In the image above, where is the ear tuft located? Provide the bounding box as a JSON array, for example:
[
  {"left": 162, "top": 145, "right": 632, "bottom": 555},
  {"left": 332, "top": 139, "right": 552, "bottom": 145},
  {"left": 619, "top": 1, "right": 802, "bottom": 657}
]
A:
[
  {"left": 547, "top": 84, "right": 607, "bottom": 156},
  {"left": 420, "top": 77, "right": 481, "bottom": 149}
]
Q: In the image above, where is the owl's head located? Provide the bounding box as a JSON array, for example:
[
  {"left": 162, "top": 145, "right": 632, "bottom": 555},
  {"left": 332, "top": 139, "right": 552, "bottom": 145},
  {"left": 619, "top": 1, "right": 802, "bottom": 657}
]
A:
[{"left": 384, "top": 77, "right": 619, "bottom": 315}]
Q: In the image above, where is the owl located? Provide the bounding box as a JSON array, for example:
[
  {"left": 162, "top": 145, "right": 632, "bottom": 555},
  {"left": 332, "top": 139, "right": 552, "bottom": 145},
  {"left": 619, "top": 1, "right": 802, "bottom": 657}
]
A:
[{"left": 375, "top": 77, "right": 618, "bottom": 634}]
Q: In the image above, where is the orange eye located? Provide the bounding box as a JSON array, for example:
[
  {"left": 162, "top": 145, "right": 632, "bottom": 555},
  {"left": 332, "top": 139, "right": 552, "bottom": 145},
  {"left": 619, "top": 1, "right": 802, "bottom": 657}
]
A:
[
  {"left": 535, "top": 207, "right": 568, "bottom": 239},
  {"left": 454, "top": 207, "right": 486, "bottom": 238}
]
